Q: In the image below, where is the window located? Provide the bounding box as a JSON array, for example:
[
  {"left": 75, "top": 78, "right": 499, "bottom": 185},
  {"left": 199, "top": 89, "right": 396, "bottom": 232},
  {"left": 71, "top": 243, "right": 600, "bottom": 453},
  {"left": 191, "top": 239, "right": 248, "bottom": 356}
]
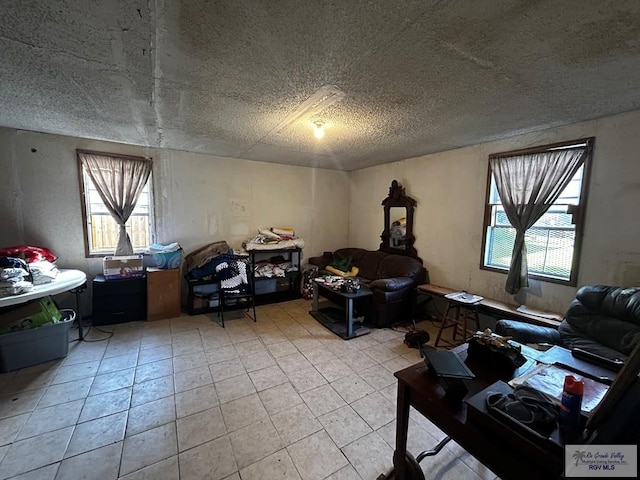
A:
[
  {"left": 78, "top": 151, "right": 154, "bottom": 257},
  {"left": 481, "top": 138, "right": 593, "bottom": 285}
]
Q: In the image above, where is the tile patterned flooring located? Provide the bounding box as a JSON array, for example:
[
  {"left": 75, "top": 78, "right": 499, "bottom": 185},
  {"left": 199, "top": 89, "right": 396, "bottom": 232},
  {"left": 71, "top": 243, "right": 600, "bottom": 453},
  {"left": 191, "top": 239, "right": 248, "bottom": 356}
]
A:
[{"left": 0, "top": 299, "right": 498, "bottom": 480}]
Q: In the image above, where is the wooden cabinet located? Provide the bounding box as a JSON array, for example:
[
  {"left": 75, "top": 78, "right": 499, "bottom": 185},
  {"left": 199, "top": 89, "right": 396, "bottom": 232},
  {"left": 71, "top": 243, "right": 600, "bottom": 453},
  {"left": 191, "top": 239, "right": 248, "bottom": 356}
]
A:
[{"left": 147, "top": 268, "right": 181, "bottom": 321}]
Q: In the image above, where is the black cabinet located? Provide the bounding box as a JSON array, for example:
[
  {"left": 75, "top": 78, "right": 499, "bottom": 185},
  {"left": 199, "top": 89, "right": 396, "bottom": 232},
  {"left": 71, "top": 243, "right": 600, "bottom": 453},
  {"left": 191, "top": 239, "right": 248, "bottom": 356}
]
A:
[
  {"left": 250, "top": 248, "right": 301, "bottom": 305},
  {"left": 92, "top": 274, "right": 146, "bottom": 325}
]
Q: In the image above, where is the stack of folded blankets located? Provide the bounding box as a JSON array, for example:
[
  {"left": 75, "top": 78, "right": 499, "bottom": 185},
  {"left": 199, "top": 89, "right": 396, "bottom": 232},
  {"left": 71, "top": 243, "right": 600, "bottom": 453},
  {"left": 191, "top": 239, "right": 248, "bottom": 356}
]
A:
[
  {"left": 29, "top": 261, "right": 59, "bottom": 285},
  {"left": 270, "top": 227, "right": 296, "bottom": 239},
  {"left": 0, "top": 246, "right": 59, "bottom": 297},
  {"left": 0, "top": 257, "right": 34, "bottom": 297},
  {"left": 254, "top": 259, "right": 296, "bottom": 278}
]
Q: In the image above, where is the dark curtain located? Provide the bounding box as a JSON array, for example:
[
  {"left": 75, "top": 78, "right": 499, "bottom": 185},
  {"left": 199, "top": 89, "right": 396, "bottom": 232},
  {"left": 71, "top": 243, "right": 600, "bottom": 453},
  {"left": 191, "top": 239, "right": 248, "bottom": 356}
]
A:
[
  {"left": 80, "top": 152, "right": 152, "bottom": 255},
  {"left": 490, "top": 147, "right": 587, "bottom": 294}
]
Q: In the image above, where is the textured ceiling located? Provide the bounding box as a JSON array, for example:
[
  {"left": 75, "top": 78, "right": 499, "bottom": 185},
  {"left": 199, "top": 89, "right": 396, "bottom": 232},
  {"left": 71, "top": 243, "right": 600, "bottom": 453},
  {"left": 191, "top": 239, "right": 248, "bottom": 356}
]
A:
[{"left": 1, "top": 1, "right": 640, "bottom": 171}]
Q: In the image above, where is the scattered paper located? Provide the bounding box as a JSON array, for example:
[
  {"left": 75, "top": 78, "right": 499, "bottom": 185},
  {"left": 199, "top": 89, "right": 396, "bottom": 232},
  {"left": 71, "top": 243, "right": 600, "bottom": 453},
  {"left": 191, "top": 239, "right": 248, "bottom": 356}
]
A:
[
  {"left": 444, "top": 291, "right": 484, "bottom": 304},
  {"left": 516, "top": 305, "right": 559, "bottom": 319},
  {"left": 509, "top": 363, "right": 609, "bottom": 415}
]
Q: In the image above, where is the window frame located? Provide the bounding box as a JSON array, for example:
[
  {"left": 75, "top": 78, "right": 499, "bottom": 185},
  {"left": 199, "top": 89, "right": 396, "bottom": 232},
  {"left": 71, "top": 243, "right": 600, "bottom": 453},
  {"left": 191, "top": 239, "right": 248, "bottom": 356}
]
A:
[
  {"left": 479, "top": 137, "right": 594, "bottom": 286},
  {"left": 77, "top": 149, "right": 155, "bottom": 258}
]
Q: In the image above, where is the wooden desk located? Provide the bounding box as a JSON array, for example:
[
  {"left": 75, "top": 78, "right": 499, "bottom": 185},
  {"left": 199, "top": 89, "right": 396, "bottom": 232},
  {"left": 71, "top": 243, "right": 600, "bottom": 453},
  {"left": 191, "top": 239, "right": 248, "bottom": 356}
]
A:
[
  {"left": 392, "top": 344, "right": 564, "bottom": 480},
  {"left": 416, "top": 284, "right": 563, "bottom": 329}
]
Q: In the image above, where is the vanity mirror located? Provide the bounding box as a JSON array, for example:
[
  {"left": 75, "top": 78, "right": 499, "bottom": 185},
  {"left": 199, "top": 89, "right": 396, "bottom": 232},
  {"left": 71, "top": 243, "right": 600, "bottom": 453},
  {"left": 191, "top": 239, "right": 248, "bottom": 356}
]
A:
[{"left": 380, "top": 180, "right": 420, "bottom": 261}]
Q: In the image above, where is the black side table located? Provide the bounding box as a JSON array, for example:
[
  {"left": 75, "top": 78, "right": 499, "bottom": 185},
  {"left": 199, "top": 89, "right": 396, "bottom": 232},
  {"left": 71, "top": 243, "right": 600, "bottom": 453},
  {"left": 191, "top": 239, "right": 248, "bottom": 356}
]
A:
[{"left": 92, "top": 274, "right": 147, "bottom": 325}]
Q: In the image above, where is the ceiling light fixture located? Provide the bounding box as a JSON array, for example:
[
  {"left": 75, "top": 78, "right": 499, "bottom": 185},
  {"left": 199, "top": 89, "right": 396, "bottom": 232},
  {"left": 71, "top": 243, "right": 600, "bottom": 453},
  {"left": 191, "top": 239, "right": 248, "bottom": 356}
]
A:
[
  {"left": 274, "top": 85, "right": 346, "bottom": 133},
  {"left": 313, "top": 121, "right": 325, "bottom": 139}
]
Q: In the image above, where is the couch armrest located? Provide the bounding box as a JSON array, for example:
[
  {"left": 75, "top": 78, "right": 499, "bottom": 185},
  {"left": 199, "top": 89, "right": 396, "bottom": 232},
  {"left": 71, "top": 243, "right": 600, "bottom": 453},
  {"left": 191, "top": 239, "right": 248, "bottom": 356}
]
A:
[
  {"left": 369, "top": 277, "right": 414, "bottom": 292},
  {"left": 495, "top": 319, "right": 561, "bottom": 345}
]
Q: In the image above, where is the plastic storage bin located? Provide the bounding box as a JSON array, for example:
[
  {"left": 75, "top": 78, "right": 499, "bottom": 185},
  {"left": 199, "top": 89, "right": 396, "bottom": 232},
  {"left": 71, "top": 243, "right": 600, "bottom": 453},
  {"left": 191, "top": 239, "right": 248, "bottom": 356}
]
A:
[{"left": 0, "top": 309, "right": 74, "bottom": 372}]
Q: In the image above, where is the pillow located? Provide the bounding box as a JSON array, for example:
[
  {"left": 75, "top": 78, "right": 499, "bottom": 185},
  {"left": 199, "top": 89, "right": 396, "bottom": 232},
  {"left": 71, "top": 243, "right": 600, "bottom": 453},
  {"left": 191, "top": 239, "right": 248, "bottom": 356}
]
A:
[
  {"left": 258, "top": 228, "right": 282, "bottom": 240},
  {"left": 271, "top": 227, "right": 295, "bottom": 237},
  {"left": 326, "top": 265, "right": 359, "bottom": 277}
]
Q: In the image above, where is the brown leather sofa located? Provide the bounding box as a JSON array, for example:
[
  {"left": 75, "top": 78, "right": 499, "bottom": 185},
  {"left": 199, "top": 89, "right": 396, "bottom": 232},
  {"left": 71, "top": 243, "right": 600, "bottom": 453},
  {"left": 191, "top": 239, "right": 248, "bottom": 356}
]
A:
[{"left": 308, "top": 248, "right": 428, "bottom": 327}]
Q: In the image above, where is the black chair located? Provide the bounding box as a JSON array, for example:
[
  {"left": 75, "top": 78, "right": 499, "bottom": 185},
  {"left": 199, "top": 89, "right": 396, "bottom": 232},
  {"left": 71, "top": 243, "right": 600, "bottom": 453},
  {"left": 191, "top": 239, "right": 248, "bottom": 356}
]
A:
[
  {"left": 218, "top": 257, "right": 257, "bottom": 328},
  {"left": 496, "top": 285, "right": 640, "bottom": 361}
]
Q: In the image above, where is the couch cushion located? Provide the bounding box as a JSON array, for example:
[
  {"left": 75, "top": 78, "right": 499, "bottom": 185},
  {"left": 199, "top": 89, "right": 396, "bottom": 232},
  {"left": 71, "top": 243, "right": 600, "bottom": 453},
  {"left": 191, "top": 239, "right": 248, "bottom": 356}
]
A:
[
  {"left": 333, "top": 248, "right": 368, "bottom": 266},
  {"left": 575, "top": 285, "right": 640, "bottom": 326},
  {"left": 357, "top": 251, "right": 387, "bottom": 280},
  {"left": 558, "top": 320, "right": 629, "bottom": 360},
  {"left": 565, "top": 286, "right": 640, "bottom": 356}
]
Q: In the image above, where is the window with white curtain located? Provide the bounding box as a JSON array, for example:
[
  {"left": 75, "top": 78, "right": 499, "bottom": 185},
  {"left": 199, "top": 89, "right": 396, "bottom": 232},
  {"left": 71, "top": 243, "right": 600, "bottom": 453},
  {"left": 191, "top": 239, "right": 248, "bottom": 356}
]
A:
[{"left": 78, "top": 152, "right": 154, "bottom": 256}]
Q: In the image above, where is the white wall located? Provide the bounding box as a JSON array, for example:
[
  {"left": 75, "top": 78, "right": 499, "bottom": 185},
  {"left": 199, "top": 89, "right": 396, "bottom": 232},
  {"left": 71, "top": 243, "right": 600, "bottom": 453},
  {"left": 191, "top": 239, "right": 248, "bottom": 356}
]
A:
[
  {"left": 0, "top": 128, "right": 350, "bottom": 311},
  {"left": 349, "top": 109, "right": 640, "bottom": 314},
  {"left": 3, "top": 109, "right": 639, "bottom": 316}
]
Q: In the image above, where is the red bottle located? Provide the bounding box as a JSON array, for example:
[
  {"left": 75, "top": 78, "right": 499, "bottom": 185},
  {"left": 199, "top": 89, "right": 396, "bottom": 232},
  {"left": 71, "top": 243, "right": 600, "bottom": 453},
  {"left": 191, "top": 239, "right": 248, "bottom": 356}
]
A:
[{"left": 560, "top": 375, "right": 584, "bottom": 429}]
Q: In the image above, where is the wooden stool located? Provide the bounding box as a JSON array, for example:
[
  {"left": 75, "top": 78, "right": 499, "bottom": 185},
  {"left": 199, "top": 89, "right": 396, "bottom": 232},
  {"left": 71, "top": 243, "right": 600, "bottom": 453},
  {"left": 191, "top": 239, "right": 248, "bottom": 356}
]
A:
[{"left": 434, "top": 300, "right": 481, "bottom": 348}]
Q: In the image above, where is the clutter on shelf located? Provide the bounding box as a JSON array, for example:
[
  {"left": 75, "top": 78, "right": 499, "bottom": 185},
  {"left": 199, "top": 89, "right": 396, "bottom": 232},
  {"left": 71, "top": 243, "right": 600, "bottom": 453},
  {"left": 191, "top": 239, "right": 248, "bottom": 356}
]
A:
[
  {"left": 254, "top": 256, "right": 297, "bottom": 278},
  {"left": 243, "top": 227, "right": 305, "bottom": 251},
  {"left": 313, "top": 275, "right": 362, "bottom": 293}
]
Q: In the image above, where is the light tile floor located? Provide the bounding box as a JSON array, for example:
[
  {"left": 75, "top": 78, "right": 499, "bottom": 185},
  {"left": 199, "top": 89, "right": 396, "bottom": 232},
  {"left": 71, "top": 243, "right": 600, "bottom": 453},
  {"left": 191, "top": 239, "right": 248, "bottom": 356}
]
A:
[{"left": 0, "top": 299, "right": 498, "bottom": 480}]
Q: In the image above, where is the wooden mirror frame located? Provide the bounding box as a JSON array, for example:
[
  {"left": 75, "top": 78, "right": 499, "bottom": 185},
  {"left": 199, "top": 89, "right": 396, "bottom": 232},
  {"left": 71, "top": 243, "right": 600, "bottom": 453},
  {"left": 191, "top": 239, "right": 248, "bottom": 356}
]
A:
[{"left": 379, "top": 180, "right": 420, "bottom": 261}]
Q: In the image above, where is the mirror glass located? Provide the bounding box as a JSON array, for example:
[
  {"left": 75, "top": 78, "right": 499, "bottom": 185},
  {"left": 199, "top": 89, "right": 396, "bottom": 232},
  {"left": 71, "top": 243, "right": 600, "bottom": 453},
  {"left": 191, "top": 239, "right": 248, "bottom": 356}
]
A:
[
  {"left": 380, "top": 180, "right": 420, "bottom": 261},
  {"left": 389, "top": 207, "right": 408, "bottom": 249}
]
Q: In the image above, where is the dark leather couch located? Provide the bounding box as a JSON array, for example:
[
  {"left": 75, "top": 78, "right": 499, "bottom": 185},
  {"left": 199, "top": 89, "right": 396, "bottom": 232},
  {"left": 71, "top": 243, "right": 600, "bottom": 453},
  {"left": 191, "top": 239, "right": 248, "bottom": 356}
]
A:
[
  {"left": 308, "top": 248, "right": 428, "bottom": 327},
  {"left": 496, "top": 285, "right": 640, "bottom": 361}
]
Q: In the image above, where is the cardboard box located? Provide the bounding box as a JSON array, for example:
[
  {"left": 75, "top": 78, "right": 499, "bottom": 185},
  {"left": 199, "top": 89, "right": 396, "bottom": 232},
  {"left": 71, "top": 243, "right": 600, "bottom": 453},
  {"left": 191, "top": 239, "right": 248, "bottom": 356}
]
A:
[
  {"left": 103, "top": 255, "right": 144, "bottom": 280},
  {"left": 0, "top": 296, "right": 62, "bottom": 334}
]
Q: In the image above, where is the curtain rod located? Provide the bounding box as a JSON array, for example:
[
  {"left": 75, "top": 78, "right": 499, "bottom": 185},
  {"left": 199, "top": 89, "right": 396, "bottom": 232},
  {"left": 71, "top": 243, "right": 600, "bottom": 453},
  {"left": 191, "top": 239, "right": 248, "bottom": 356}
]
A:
[{"left": 489, "top": 137, "right": 594, "bottom": 159}]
